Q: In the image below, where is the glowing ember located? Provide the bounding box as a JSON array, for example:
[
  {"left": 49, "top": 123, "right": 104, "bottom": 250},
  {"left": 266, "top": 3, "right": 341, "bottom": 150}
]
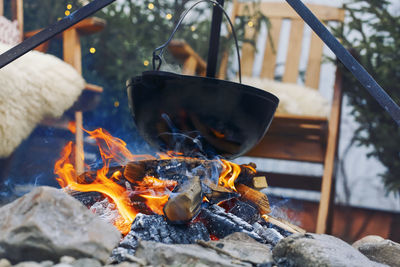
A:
[{"left": 54, "top": 127, "right": 250, "bottom": 235}]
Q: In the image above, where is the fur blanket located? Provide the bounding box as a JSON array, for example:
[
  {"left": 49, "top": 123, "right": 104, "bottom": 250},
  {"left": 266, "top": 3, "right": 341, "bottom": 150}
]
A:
[
  {"left": 0, "top": 43, "right": 85, "bottom": 157},
  {"left": 240, "top": 76, "right": 330, "bottom": 117}
]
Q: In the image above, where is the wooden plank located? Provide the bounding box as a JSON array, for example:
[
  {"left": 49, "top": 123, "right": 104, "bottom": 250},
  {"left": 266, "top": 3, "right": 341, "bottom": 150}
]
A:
[
  {"left": 241, "top": 24, "right": 257, "bottom": 77},
  {"left": 85, "top": 83, "right": 103, "bottom": 93},
  {"left": 75, "top": 111, "right": 84, "bottom": 175},
  {"left": 282, "top": 19, "right": 304, "bottom": 83},
  {"left": 260, "top": 18, "right": 282, "bottom": 78},
  {"left": 305, "top": 31, "right": 324, "bottom": 89},
  {"left": 0, "top": 0, "right": 4, "bottom": 16},
  {"left": 258, "top": 171, "right": 322, "bottom": 191},
  {"left": 237, "top": 2, "right": 345, "bottom": 22},
  {"left": 273, "top": 114, "right": 327, "bottom": 125},
  {"left": 316, "top": 69, "right": 343, "bottom": 234},
  {"left": 246, "top": 135, "right": 325, "bottom": 163},
  {"left": 218, "top": 50, "right": 229, "bottom": 79},
  {"left": 11, "top": 0, "right": 23, "bottom": 41},
  {"left": 168, "top": 40, "right": 206, "bottom": 75},
  {"left": 182, "top": 56, "right": 197, "bottom": 76},
  {"left": 72, "top": 17, "right": 106, "bottom": 35},
  {"left": 63, "top": 28, "right": 82, "bottom": 74}
]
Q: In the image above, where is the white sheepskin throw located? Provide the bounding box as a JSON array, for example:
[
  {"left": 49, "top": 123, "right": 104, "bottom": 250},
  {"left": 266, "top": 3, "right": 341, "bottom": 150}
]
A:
[
  {"left": 0, "top": 42, "right": 85, "bottom": 158},
  {"left": 240, "top": 76, "right": 330, "bottom": 117}
]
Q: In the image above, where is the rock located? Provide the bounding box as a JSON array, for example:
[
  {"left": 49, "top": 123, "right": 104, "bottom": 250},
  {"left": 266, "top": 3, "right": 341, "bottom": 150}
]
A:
[
  {"left": 13, "top": 262, "right": 42, "bottom": 267},
  {"left": 104, "top": 263, "right": 139, "bottom": 267},
  {"left": 110, "top": 213, "right": 209, "bottom": 262},
  {"left": 134, "top": 240, "right": 252, "bottom": 267},
  {"left": 52, "top": 264, "right": 73, "bottom": 267},
  {"left": 353, "top": 235, "right": 385, "bottom": 249},
  {"left": 0, "top": 259, "right": 10, "bottom": 267},
  {"left": 273, "top": 233, "right": 387, "bottom": 267},
  {"left": 355, "top": 238, "right": 400, "bottom": 267},
  {"left": 39, "top": 261, "right": 54, "bottom": 267},
  {"left": 209, "top": 232, "right": 273, "bottom": 265},
  {"left": 71, "top": 258, "right": 102, "bottom": 267},
  {"left": 0, "top": 186, "right": 121, "bottom": 264},
  {"left": 60, "top": 256, "right": 75, "bottom": 264}
]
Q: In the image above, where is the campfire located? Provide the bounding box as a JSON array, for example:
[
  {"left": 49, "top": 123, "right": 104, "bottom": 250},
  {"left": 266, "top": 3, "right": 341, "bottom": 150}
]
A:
[{"left": 53, "top": 127, "right": 304, "bottom": 261}]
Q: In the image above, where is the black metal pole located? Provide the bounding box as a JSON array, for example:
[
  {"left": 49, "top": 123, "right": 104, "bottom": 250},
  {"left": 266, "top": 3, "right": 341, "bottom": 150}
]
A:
[
  {"left": 206, "top": 0, "right": 224, "bottom": 78},
  {"left": 285, "top": 0, "right": 400, "bottom": 126},
  {"left": 0, "top": 0, "right": 116, "bottom": 69}
]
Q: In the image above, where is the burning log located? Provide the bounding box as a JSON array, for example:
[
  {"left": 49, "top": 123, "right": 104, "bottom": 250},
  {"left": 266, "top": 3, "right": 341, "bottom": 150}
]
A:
[
  {"left": 198, "top": 205, "right": 264, "bottom": 242},
  {"left": 124, "top": 159, "right": 222, "bottom": 181},
  {"left": 236, "top": 184, "right": 271, "bottom": 215},
  {"left": 163, "top": 176, "right": 203, "bottom": 223},
  {"left": 202, "top": 178, "right": 240, "bottom": 204}
]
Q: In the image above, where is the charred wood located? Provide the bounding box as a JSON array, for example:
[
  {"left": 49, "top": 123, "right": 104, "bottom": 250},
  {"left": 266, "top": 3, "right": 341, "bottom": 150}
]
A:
[
  {"left": 252, "top": 222, "right": 284, "bottom": 246},
  {"left": 124, "top": 159, "right": 222, "bottom": 180},
  {"left": 227, "top": 200, "right": 260, "bottom": 224},
  {"left": 236, "top": 184, "right": 271, "bottom": 215},
  {"left": 202, "top": 178, "right": 240, "bottom": 204},
  {"left": 198, "top": 204, "right": 263, "bottom": 242},
  {"left": 110, "top": 213, "right": 209, "bottom": 263}
]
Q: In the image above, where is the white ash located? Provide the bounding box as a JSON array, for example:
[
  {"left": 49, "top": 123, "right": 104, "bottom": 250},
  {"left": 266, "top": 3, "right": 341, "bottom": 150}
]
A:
[
  {"left": 110, "top": 213, "right": 209, "bottom": 263},
  {"left": 90, "top": 198, "right": 121, "bottom": 226}
]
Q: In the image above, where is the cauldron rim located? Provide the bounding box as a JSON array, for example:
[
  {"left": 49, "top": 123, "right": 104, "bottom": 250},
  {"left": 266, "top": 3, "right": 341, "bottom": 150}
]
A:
[{"left": 129, "top": 71, "right": 280, "bottom": 106}]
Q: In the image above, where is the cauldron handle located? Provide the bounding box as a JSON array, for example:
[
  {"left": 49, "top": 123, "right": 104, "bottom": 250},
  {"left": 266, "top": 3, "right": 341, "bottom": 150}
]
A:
[{"left": 152, "top": 0, "right": 242, "bottom": 83}]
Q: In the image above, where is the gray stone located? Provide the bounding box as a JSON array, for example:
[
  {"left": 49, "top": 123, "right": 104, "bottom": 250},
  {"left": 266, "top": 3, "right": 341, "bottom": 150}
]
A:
[
  {"left": 39, "top": 260, "right": 54, "bottom": 267},
  {"left": 0, "top": 259, "right": 10, "bottom": 267},
  {"left": 60, "top": 256, "right": 75, "bottom": 264},
  {"left": 134, "top": 240, "right": 252, "bottom": 267},
  {"left": 209, "top": 232, "right": 273, "bottom": 265},
  {"left": 104, "top": 263, "right": 139, "bottom": 267},
  {"left": 273, "top": 233, "right": 388, "bottom": 267},
  {"left": 13, "top": 262, "right": 42, "bottom": 267},
  {"left": 52, "top": 264, "right": 72, "bottom": 267},
  {"left": 356, "top": 238, "right": 400, "bottom": 267},
  {"left": 71, "top": 258, "right": 102, "bottom": 267},
  {"left": 353, "top": 235, "right": 385, "bottom": 249},
  {"left": 0, "top": 186, "right": 121, "bottom": 264}
]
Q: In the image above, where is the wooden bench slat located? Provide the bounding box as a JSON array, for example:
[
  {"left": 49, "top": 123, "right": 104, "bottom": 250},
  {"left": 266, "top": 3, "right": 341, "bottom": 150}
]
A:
[
  {"left": 246, "top": 135, "right": 325, "bottom": 163},
  {"left": 258, "top": 171, "right": 322, "bottom": 191},
  {"left": 305, "top": 31, "right": 325, "bottom": 89},
  {"left": 282, "top": 19, "right": 304, "bottom": 83},
  {"left": 241, "top": 25, "right": 257, "bottom": 77},
  {"left": 260, "top": 18, "right": 282, "bottom": 78}
]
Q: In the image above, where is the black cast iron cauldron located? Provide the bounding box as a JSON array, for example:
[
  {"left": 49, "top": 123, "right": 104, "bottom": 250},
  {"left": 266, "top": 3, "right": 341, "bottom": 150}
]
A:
[{"left": 127, "top": 71, "right": 279, "bottom": 159}]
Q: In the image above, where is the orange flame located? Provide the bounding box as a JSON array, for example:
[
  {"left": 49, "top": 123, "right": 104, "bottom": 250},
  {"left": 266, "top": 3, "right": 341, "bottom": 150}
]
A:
[
  {"left": 54, "top": 129, "right": 175, "bottom": 235},
  {"left": 55, "top": 127, "right": 253, "bottom": 235},
  {"left": 67, "top": 121, "right": 76, "bottom": 134},
  {"left": 218, "top": 159, "right": 242, "bottom": 191}
]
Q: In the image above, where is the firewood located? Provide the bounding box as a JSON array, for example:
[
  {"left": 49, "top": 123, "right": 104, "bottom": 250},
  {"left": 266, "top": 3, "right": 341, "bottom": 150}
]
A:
[
  {"left": 236, "top": 184, "right": 271, "bottom": 215},
  {"left": 262, "top": 215, "right": 306, "bottom": 234},
  {"left": 163, "top": 176, "right": 202, "bottom": 223},
  {"left": 252, "top": 176, "right": 268, "bottom": 189},
  {"left": 202, "top": 179, "right": 240, "bottom": 203},
  {"left": 235, "top": 163, "right": 257, "bottom": 186},
  {"left": 124, "top": 159, "right": 222, "bottom": 180}
]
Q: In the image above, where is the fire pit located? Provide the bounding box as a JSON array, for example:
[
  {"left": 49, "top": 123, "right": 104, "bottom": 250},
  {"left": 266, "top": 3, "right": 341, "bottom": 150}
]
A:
[{"left": 53, "top": 127, "right": 303, "bottom": 263}]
